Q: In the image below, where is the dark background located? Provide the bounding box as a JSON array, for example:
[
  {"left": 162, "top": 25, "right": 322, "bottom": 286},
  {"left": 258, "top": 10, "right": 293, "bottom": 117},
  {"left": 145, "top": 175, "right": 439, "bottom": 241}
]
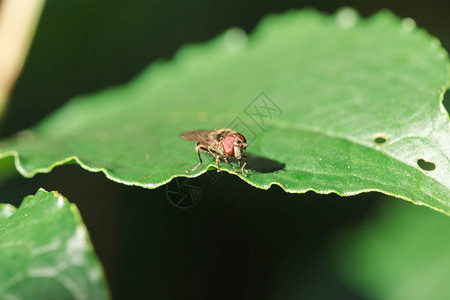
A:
[{"left": 1, "top": 1, "right": 449, "bottom": 299}]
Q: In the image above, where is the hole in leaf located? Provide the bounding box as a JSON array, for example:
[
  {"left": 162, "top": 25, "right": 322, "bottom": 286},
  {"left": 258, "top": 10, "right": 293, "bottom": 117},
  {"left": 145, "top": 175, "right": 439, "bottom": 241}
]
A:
[
  {"left": 417, "top": 159, "right": 436, "bottom": 171},
  {"left": 373, "top": 135, "right": 387, "bottom": 144},
  {"left": 443, "top": 88, "right": 449, "bottom": 115}
]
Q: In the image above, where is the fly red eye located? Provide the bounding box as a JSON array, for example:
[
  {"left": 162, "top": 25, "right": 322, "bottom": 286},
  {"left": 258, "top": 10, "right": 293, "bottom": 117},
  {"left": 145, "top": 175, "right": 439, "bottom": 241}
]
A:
[
  {"left": 233, "top": 133, "right": 246, "bottom": 143},
  {"left": 223, "top": 135, "right": 235, "bottom": 156}
]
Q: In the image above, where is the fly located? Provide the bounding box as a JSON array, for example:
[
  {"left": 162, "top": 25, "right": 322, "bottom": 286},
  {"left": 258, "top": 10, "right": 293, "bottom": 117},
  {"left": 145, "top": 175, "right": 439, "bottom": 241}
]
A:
[{"left": 179, "top": 128, "right": 248, "bottom": 177}]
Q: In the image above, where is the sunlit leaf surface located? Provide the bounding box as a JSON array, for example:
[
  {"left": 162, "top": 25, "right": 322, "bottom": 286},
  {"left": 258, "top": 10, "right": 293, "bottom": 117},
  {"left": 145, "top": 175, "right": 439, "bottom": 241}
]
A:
[{"left": 0, "top": 9, "right": 448, "bottom": 214}]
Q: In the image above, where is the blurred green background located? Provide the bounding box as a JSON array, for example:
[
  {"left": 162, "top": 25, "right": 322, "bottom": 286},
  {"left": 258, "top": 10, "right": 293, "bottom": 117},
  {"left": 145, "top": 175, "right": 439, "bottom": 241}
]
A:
[{"left": 0, "top": 0, "right": 449, "bottom": 299}]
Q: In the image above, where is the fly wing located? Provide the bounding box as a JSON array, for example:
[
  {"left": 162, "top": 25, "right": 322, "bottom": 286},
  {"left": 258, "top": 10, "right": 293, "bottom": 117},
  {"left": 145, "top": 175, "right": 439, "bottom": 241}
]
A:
[{"left": 179, "top": 130, "right": 213, "bottom": 144}]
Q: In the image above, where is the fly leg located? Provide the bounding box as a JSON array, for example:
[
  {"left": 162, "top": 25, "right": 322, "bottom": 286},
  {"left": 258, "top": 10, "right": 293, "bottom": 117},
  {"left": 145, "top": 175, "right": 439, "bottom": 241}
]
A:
[
  {"left": 207, "top": 147, "right": 222, "bottom": 173},
  {"left": 186, "top": 144, "right": 203, "bottom": 173},
  {"left": 215, "top": 156, "right": 221, "bottom": 172},
  {"left": 223, "top": 157, "right": 237, "bottom": 174},
  {"left": 238, "top": 155, "right": 248, "bottom": 177}
]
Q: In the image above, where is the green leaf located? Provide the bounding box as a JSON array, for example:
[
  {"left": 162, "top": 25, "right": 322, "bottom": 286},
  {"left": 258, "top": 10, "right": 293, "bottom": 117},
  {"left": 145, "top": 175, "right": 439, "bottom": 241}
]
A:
[
  {"left": 0, "top": 189, "right": 110, "bottom": 299},
  {"left": 332, "top": 199, "right": 450, "bottom": 300},
  {"left": 0, "top": 8, "right": 449, "bottom": 214}
]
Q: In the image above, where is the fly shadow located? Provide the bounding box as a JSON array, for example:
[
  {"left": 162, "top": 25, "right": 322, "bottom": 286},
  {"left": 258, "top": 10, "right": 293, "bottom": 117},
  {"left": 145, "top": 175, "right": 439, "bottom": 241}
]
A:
[{"left": 230, "top": 153, "right": 285, "bottom": 174}]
